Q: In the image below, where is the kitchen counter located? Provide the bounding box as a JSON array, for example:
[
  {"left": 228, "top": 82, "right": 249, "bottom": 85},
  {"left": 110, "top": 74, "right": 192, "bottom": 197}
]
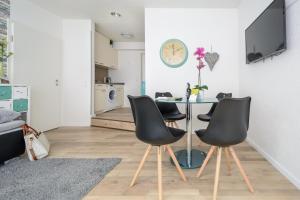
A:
[{"left": 95, "top": 82, "right": 125, "bottom": 85}]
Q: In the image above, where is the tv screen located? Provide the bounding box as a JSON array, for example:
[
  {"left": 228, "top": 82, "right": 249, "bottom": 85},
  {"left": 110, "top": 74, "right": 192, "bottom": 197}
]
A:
[{"left": 245, "top": 0, "right": 286, "bottom": 64}]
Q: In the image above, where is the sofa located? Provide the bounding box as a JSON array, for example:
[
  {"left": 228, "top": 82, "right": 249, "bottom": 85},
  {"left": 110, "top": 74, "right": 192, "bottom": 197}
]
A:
[{"left": 0, "top": 120, "right": 25, "bottom": 165}]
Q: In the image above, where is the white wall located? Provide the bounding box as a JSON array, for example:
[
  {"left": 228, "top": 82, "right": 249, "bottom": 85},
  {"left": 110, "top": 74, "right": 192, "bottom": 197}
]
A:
[
  {"left": 11, "top": 0, "right": 62, "bottom": 39},
  {"left": 239, "top": 0, "right": 300, "bottom": 189},
  {"left": 61, "top": 20, "right": 94, "bottom": 126},
  {"left": 145, "top": 8, "right": 239, "bottom": 129},
  {"left": 11, "top": 0, "right": 63, "bottom": 131}
]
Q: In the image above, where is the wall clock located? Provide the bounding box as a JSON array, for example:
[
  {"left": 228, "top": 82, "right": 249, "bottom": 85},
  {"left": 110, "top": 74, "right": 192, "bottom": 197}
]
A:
[{"left": 160, "top": 39, "right": 188, "bottom": 68}]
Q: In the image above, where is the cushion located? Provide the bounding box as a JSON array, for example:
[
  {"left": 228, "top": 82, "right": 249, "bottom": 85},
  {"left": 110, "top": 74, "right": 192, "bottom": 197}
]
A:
[
  {"left": 163, "top": 113, "right": 186, "bottom": 121},
  {"left": 0, "top": 120, "right": 25, "bottom": 135},
  {"left": 197, "top": 114, "right": 211, "bottom": 122},
  {"left": 168, "top": 127, "right": 186, "bottom": 138},
  {"left": 0, "top": 109, "right": 21, "bottom": 124}
]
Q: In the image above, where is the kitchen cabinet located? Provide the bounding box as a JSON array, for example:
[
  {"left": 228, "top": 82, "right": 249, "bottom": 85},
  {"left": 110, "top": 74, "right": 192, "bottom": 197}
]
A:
[
  {"left": 115, "top": 85, "right": 124, "bottom": 107},
  {"left": 94, "top": 84, "right": 107, "bottom": 112},
  {"left": 94, "top": 32, "right": 118, "bottom": 69},
  {"left": 94, "top": 84, "right": 124, "bottom": 114}
]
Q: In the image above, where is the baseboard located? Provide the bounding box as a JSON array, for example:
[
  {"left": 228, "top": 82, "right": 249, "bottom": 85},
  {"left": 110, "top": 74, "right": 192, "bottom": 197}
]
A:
[{"left": 247, "top": 137, "right": 300, "bottom": 189}]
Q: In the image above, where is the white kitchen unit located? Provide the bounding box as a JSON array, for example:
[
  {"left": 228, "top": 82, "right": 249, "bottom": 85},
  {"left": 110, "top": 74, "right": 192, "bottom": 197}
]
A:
[
  {"left": 94, "top": 31, "right": 118, "bottom": 69},
  {"left": 94, "top": 84, "right": 124, "bottom": 113},
  {"left": 115, "top": 85, "right": 124, "bottom": 107},
  {"left": 94, "top": 84, "right": 107, "bottom": 112}
]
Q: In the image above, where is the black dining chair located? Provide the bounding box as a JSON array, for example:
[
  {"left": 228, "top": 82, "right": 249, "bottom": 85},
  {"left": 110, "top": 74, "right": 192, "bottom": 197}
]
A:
[
  {"left": 197, "top": 92, "right": 232, "bottom": 122},
  {"left": 195, "top": 97, "right": 254, "bottom": 200},
  {"left": 155, "top": 92, "right": 186, "bottom": 128},
  {"left": 128, "top": 95, "right": 187, "bottom": 200}
]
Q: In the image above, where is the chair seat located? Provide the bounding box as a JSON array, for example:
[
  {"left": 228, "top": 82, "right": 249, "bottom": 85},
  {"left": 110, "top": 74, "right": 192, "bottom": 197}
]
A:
[
  {"left": 163, "top": 113, "right": 186, "bottom": 121},
  {"left": 197, "top": 114, "right": 211, "bottom": 122},
  {"left": 168, "top": 127, "right": 186, "bottom": 138},
  {"left": 195, "top": 128, "right": 246, "bottom": 147}
]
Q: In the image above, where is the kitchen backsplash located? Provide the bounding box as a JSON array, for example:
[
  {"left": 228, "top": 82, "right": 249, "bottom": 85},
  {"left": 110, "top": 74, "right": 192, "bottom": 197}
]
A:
[{"left": 95, "top": 67, "right": 108, "bottom": 83}]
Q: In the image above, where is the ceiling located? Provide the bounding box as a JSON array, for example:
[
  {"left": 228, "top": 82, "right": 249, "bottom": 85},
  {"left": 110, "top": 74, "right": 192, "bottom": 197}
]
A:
[{"left": 28, "top": 0, "right": 241, "bottom": 42}]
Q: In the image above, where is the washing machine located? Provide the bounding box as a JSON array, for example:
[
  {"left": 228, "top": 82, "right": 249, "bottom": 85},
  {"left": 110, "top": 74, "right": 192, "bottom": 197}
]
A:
[
  {"left": 95, "top": 84, "right": 117, "bottom": 113},
  {"left": 107, "top": 85, "right": 117, "bottom": 110}
]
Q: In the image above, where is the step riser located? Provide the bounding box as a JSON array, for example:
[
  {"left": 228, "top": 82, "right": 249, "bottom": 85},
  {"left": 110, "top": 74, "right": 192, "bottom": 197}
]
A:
[{"left": 91, "top": 118, "right": 135, "bottom": 131}]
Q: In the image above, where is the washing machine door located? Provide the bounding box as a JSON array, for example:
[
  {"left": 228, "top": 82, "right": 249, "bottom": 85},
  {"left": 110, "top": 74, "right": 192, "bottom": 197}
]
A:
[{"left": 108, "top": 88, "right": 116, "bottom": 103}]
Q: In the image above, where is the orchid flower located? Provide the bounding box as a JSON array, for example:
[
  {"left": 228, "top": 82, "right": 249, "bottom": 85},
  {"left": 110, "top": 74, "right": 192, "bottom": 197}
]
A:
[{"left": 194, "top": 47, "right": 205, "bottom": 59}]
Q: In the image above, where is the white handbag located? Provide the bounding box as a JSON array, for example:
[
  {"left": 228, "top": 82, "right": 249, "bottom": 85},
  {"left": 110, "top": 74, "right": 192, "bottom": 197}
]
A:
[{"left": 23, "top": 124, "right": 50, "bottom": 161}]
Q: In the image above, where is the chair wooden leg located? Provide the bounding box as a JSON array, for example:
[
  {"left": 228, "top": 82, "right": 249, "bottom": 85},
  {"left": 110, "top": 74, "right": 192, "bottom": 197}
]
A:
[
  {"left": 229, "top": 147, "right": 254, "bottom": 193},
  {"left": 224, "top": 147, "right": 232, "bottom": 175},
  {"left": 164, "top": 122, "right": 172, "bottom": 152},
  {"left": 130, "top": 145, "right": 152, "bottom": 187},
  {"left": 163, "top": 122, "right": 169, "bottom": 152},
  {"left": 166, "top": 145, "right": 187, "bottom": 182},
  {"left": 157, "top": 146, "right": 163, "bottom": 200},
  {"left": 196, "top": 146, "right": 216, "bottom": 177},
  {"left": 213, "top": 147, "right": 222, "bottom": 200}
]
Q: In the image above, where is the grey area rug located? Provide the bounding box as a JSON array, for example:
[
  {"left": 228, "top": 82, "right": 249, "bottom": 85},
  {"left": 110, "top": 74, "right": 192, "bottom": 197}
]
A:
[{"left": 0, "top": 158, "right": 121, "bottom": 200}]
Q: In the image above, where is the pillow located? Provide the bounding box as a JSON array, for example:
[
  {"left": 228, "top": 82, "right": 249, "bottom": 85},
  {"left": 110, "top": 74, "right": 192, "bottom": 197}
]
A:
[{"left": 0, "top": 109, "right": 21, "bottom": 124}]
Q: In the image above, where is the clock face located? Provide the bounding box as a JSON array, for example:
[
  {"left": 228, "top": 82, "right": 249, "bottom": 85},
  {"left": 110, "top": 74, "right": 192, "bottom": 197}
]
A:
[{"left": 160, "top": 39, "right": 188, "bottom": 68}]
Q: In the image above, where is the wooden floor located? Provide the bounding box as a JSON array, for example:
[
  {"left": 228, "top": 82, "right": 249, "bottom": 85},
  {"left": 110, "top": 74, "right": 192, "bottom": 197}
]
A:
[{"left": 47, "top": 127, "right": 300, "bottom": 200}]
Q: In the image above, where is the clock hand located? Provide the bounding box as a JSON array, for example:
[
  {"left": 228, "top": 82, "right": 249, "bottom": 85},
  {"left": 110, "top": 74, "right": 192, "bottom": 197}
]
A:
[
  {"left": 175, "top": 47, "right": 183, "bottom": 52},
  {"left": 172, "top": 44, "right": 175, "bottom": 56}
]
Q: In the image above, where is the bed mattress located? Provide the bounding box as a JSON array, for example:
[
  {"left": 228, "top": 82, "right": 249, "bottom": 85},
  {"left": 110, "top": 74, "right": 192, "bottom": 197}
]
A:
[{"left": 0, "top": 120, "right": 25, "bottom": 135}]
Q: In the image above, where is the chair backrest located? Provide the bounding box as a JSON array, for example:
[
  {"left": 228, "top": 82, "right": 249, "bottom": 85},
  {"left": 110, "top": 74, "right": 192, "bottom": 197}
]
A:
[
  {"left": 208, "top": 92, "right": 232, "bottom": 115},
  {"left": 128, "top": 95, "right": 137, "bottom": 124},
  {"left": 155, "top": 92, "right": 180, "bottom": 115},
  {"left": 127, "top": 95, "right": 176, "bottom": 146},
  {"left": 204, "top": 97, "right": 251, "bottom": 146}
]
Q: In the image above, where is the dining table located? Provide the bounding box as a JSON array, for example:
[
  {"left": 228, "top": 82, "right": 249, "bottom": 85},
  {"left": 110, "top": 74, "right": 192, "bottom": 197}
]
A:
[{"left": 156, "top": 96, "right": 219, "bottom": 169}]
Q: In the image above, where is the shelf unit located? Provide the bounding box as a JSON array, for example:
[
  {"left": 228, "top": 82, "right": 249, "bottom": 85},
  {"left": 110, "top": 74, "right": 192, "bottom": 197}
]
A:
[{"left": 0, "top": 84, "right": 30, "bottom": 124}]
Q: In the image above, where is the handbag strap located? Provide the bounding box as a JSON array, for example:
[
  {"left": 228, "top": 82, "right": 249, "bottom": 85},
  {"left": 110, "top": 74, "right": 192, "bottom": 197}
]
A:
[
  {"left": 28, "top": 136, "right": 38, "bottom": 161},
  {"left": 22, "top": 124, "right": 40, "bottom": 137}
]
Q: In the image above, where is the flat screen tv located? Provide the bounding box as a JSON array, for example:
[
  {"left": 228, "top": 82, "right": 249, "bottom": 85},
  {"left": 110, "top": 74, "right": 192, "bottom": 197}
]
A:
[{"left": 245, "top": 0, "right": 286, "bottom": 64}]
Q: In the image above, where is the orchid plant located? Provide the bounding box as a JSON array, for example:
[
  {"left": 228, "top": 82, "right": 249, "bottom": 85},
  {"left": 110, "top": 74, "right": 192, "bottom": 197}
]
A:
[{"left": 193, "top": 47, "right": 208, "bottom": 92}]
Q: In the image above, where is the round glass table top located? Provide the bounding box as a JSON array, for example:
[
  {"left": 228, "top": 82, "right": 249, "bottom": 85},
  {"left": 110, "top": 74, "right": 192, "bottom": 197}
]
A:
[{"left": 155, "top": 97, "right": 218, "bottom": 104}]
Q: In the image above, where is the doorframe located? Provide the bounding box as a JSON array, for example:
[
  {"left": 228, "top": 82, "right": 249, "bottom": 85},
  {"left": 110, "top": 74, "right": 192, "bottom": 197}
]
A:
[{"left": 140, "top": 52, "right": 145, "bottom": 95}]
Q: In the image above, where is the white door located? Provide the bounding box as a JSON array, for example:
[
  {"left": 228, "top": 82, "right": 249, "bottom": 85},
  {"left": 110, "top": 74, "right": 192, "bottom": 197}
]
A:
[{"left": 12, "top": 22, "right": 61, "bottom": 131}]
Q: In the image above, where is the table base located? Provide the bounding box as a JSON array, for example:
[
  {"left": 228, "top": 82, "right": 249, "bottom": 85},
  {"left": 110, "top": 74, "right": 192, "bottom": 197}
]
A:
[{"left": 171, "top": 149, "right": 207, "bottom": 169}]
